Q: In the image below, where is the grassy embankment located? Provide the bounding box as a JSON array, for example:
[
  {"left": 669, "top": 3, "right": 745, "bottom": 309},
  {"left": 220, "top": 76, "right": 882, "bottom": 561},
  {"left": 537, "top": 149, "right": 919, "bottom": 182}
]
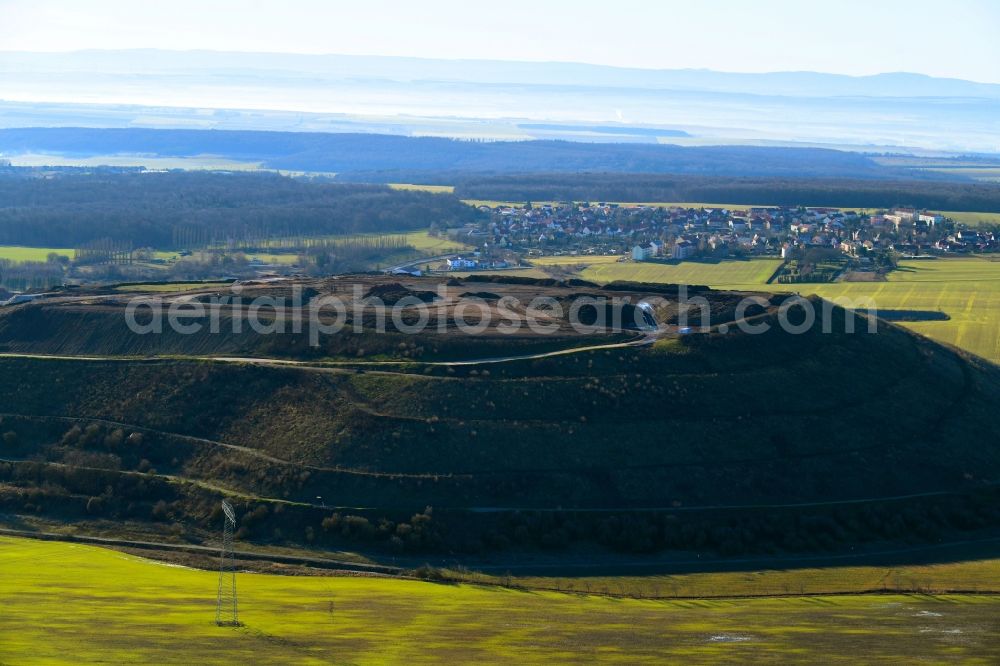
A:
[
  {"left": 449, "top": 559, "right": 1000, "bottom": 598},
  {"left": 1, "top": 535, "right": 999, "bottom": 664}
]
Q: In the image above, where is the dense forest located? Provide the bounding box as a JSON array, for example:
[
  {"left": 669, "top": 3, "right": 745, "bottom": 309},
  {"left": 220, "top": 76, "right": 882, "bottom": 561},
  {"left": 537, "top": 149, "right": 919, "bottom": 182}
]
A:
[
  {"left": 0, "top": 127, "right": 924, "bottom": 179},
  {"left": 452, "top": 174, "right": 1000, "bottom": 212},
  {"left": 0, "top": 171, "right": 481, "bottom": 248}
]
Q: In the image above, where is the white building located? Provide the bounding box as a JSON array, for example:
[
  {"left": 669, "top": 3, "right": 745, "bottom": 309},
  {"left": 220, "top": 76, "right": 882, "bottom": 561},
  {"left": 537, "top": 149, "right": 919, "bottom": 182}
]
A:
[{"left": 446, "top": 258, "right": 478, "bottom": 270}]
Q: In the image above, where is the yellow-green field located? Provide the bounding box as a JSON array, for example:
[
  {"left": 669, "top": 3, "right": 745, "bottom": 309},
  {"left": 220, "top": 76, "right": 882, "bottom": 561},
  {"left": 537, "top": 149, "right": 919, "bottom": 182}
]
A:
[
  {"left": 253, "top": 253, "right": 301, "bottom": 265},
  {"left": 942, "top": 210, "right": 1000, "bottom": 227},
  {"left": 388, "top": 183, "right": 456, "bottom": 194},
  {"left": 2, "top": 536, "right": 1000, "bottom": 664},
  {"left": 399, "top": 230, "right": 469, "bottom": 253},
  {"left": 237, "top": 230, "right": 469, "bottom": 258},
  {"left": 811, "top": 257, "right": 1000, "bottom": 363},
  {"left": 0, "top": 246, "right": 74, "bottom": 263},
  {"left": 525, "top": 255, "right": 1000, "bottom": 363},
  {"left": 531, "top": 256, "right": 784, "bottom": 290}
]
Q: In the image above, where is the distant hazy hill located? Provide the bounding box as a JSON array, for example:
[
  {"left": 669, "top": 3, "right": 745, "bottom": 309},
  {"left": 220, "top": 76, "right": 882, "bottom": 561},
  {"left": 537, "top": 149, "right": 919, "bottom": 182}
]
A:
[
  {"left": 2, "top": 50, "right": 999, "bottom": 151},
  {"left": 0, "top": 127, "right": 911, "bottom": 180},
  {"left": 7, "top": 50, "right": 1000, "bottom": 98}
]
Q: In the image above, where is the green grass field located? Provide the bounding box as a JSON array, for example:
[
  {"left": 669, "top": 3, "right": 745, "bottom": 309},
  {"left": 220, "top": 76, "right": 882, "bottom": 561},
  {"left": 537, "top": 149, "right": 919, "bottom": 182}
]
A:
[
  {"left": 531, "top": 256, "right": 784, "bottom": 290},
  {"left": 2, "top": 536, "right": 999, "bottom": 664},
  {"left": 388, "top": 183, "right": 456, "bottom": 194},
  {"left": 526, "top": 255, "right": 1000, "bottom": 363},
  {"left": 0, "top": 246, "right": 75, "bottom": 263},
  {"left": 399, "top": 230, "right": 469, "bottom": 253},
  {"left": 175, "top": 231, "right": 466, "bottom": 268},
  {"left": 811, "top": 257, "right": 1000, "bottom": 363},
  {"left": 235, "top": 230, "right": 469, "bottom": 259},
  {"left": 942, "top": 210, "right": 1000, "bottom": 227}
]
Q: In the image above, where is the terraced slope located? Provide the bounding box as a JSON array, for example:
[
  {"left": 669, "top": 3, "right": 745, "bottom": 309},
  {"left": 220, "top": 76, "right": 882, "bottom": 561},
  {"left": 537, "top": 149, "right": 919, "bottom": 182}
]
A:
[{"left": 1, "top": 286, "right": 999, "bottom": 561}]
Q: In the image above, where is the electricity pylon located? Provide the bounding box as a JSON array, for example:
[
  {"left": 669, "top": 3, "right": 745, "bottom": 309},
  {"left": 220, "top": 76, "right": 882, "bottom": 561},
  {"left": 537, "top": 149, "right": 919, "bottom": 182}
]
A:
[{"left": 215, "top": 500, "right": 240, "bottom": 626}]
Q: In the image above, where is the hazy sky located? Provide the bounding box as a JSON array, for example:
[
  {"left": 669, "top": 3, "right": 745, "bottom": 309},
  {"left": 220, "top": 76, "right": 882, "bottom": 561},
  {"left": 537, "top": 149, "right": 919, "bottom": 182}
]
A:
[{"left": 2, "top": 0, "right": 999, "bottom": 82}]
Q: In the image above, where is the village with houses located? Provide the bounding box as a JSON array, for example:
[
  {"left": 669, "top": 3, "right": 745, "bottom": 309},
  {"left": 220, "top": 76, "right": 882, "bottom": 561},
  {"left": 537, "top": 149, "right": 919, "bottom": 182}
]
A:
[{"left": 437, "top": 202, "right": 999, "bottom": 281}]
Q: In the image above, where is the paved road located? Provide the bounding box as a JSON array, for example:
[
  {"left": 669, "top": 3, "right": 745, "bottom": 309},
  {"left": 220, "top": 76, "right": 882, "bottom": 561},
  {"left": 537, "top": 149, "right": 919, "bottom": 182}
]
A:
[{"left": 383, "top": 252, "right": 458, "bottom": 273}]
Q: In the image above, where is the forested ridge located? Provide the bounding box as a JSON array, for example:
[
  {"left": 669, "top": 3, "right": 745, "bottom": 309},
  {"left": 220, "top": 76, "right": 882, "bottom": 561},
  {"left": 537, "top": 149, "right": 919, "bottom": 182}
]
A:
[
  {"left": 452, "top": 173, "right": 1000, "bottom": 212},
  {"left": 0, "top": 171, "right": 481, "bottom": 248},
  {"left": 0, "top": 127, "right": 914, "bottom": 179}
]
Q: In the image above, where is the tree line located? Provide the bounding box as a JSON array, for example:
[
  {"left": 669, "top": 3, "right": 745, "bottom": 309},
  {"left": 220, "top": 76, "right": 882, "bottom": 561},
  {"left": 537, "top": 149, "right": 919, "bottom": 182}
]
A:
[
  {"left": 0, "top": 170, "right": 482, "bottom": 249},
  {"left": 0, "top": 127, "right": 923, "bottom": 179},
  {"left": 452, "top": 174, "right": 1000, "bottom": 213}
]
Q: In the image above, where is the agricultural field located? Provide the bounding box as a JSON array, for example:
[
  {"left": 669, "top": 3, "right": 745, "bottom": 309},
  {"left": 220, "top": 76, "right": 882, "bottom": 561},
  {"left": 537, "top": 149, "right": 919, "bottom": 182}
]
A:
[
  {"left": 527, "top": 255, "right": 1000, "bottom": 364},
  {"left": 389, "top": 183, "right": 456, "bottom": 194},
  {"left": 2, "top": 536, "right": 999, "bottom": 664},
  {"left": 531, "top": 255, "right": 783, "bottom": 290},
  {"left": 0, "top": 245, "right": 74, "bottom": 263},
  {"left": 250, "top": 253, "right": 301, "bottom": 265},
  {"left": 811, "top": 257, "right": 1000, "bottom": 363},
  {"left": 247, "top": 230, "right": 469, "bottom": 268},
  {"left": 398, "top": 230, "right": 469, "bottom": 253},
  {"left": 239, "top": 230, "right": 468, "bottom": 256},
  {"left": 942, "top": 210, "right": 1000, "bottom": 227}
]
